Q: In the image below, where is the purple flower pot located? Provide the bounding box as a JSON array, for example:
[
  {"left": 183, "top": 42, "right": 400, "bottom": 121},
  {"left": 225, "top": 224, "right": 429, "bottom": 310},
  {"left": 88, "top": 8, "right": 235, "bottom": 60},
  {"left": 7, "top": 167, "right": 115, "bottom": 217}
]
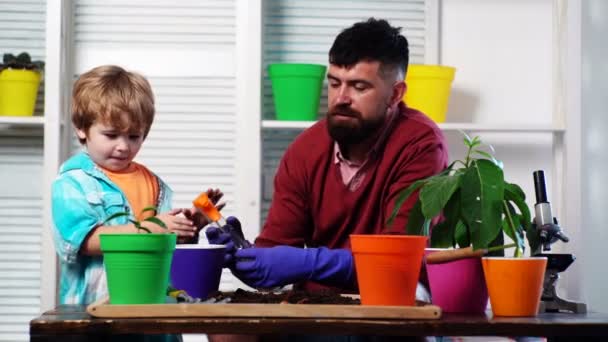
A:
[
  {"left": 425, "top": 248, "right": 488, "bottom": 314},
  {"left": 170, "top": 244, "right": 225, "bottom": 299}
]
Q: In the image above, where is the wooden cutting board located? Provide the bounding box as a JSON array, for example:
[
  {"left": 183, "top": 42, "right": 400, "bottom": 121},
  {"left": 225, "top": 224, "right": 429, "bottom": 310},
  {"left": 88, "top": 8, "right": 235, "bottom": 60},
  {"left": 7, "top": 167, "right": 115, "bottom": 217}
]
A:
[{"left": 87, "top": 297, "right": 441, "bottom": 320}]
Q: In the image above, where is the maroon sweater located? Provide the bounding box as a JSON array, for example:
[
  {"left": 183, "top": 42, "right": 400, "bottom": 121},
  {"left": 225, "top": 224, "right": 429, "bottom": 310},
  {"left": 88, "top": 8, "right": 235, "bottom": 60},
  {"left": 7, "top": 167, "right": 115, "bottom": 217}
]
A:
[{"left": 257, "top": 103, "right": 448, "bottom": 252}]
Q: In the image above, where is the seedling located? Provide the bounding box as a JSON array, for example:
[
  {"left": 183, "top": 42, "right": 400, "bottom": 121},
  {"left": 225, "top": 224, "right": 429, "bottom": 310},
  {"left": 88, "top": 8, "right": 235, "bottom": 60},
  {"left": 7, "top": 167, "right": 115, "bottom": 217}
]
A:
[
  {"left": 0, "top": 52, "right": 44, "bottom": 72},
  {"left": 104, "top": 206, "right": 167, "bottom": 233},
  {"left": 387, "top": 132, "right": 537, "bottom": 257}
]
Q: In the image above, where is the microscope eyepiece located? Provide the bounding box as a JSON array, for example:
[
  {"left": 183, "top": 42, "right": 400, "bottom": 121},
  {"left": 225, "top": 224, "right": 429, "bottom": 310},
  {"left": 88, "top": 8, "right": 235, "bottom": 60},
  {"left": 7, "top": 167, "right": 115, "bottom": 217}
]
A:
[{"left": 533, "top": 170, "right": 549, "bottom": 203}]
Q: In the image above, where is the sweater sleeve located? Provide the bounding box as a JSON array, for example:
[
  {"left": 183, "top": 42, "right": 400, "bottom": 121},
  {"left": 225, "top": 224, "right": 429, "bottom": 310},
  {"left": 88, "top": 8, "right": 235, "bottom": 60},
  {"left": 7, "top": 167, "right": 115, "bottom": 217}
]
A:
[
  {"left": 384, "top": 127, "right": 448, "bottom": 233},
  {"left": 256, "top": 144, "right": 313, "bottom": 247}
]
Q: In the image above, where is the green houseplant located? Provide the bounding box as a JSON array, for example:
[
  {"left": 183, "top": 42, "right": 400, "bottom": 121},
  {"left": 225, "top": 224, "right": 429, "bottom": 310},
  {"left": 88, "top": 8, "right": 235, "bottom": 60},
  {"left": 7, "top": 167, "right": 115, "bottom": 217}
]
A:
[
  {"left": 387, "top": 133, "right": 536, "bottom": 256},
  {"left": 100, "top": 207, "right": 177, "bottom": 304},
  {"left": 387, "top": 133, "right": 546, "bottom": 316},
  {"left": 0, "top": 52, "right": 45, "bottom": 116}
]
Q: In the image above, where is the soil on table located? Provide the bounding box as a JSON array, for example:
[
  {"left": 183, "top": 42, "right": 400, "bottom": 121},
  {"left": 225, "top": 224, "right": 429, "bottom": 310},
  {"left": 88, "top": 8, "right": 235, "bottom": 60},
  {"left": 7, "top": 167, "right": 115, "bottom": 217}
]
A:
[{"left": 207, "top": 288, "right": 361, "bottom": 305}]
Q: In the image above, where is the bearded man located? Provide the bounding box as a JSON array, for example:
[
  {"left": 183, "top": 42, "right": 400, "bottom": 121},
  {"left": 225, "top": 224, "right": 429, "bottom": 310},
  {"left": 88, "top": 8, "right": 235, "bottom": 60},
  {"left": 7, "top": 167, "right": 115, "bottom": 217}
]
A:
[{"left": 207, "top": 18, "right": 448, "bottom": 294}]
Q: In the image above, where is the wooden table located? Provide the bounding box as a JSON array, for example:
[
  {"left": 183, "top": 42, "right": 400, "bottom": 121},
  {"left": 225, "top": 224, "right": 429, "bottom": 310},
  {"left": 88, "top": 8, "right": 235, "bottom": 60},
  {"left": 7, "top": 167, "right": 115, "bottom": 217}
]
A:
[{"left": 30, "top": 305, "right": 608, "bottom": 341}]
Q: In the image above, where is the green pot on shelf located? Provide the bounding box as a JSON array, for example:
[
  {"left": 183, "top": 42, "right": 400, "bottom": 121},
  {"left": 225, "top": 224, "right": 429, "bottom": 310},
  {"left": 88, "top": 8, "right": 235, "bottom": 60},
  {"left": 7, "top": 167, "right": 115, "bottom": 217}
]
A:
[{"left": 268, "top": 63, "right": 326, "bottom": 121}]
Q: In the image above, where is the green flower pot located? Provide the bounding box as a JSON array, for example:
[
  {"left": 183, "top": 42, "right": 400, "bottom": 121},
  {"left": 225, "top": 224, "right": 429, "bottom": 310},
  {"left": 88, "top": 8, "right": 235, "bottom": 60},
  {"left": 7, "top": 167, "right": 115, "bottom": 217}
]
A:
[
  {"left": 268, "top": 63, "right": 326, "bottom": 121},
  {"left": 100, "top": 233, "right": 176, "bottom": 304}
]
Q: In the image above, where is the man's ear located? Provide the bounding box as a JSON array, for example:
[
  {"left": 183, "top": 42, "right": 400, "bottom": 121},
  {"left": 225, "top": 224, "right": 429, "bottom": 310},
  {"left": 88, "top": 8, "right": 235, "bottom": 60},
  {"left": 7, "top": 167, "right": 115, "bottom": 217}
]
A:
[{"left": 389, "top": 81, "right": 406, "bottom": 108}]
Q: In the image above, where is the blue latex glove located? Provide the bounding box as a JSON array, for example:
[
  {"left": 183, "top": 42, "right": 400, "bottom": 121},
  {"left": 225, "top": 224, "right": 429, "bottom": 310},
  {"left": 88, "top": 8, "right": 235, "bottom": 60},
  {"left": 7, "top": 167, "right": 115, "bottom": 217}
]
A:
[
  {"left": 232, "top": 246, "right": 355, "bottom": 289},
  {"left": 205, "top": 216, "right": 243, "bottom": 266}
]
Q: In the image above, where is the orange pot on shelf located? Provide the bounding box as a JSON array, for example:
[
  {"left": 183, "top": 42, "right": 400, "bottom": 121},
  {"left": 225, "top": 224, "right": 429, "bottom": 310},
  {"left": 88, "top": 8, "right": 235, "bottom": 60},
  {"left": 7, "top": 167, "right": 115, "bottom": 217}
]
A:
[
  {"left": 482, "top": 257, "right": 547, "bottom": 317},
  {"left": 350, "top": 234, "right": 427, "bottom": 306}
]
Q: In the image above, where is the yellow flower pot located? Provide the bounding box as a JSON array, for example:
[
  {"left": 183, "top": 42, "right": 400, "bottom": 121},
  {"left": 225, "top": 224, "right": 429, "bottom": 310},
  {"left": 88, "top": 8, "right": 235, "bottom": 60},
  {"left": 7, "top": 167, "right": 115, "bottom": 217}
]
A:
[
  {"left": 0, "top": 69, "right": 42, "bottom": 116},
  {"left": 404, "top": 64, "right": 456, "bottom": 123}
]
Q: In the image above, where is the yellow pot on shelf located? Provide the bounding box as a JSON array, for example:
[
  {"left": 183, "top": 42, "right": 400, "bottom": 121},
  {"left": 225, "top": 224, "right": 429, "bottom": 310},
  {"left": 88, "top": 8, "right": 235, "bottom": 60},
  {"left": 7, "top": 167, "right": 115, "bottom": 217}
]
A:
[
  {"left": 0, "top": 69, "right": 42, "bottom": 116},
  {"left": 404, "top": 64, "right": 456, "bottom": 123}
]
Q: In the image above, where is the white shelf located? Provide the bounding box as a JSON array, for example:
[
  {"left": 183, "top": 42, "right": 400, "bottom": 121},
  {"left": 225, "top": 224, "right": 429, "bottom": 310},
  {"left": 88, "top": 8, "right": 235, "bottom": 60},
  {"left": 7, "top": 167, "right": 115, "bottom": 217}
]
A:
[
  {"left": 439, "top": 123, "right": 565, "bottom": 133},
  {"left": 261, "top": 120, "right": 566, "bottom": 133},
  {"left": 0, "top": 116, "right": 44, "bottom": 126},
  {"left": 262, "top": 120, "right": 314, "bottom": 129}
]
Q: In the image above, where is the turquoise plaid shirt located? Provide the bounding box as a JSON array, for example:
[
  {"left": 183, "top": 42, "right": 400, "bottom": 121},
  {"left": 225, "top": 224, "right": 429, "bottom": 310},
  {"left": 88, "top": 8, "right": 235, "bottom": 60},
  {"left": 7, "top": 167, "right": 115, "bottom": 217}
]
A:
[{"left": 51, "top": 152, "right": 172, "bottom": 305}]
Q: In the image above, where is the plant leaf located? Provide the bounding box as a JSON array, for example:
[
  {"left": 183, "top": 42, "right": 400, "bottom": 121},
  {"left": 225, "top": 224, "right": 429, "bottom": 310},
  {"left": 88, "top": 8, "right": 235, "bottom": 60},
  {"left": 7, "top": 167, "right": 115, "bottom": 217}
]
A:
[
  {"left": 422, "top": 218, "right": 431, "bottom": 237},
  {"left": 445, "top": 160, "right": 457, "bottom": 172},
  {"left": 405, "top": 199, "right": 426, "bottom": 235},
  {"left": 454, "top": 220, "right": 470, "bottom": 248},
  {"left": 17, "top": 52, "right": 31, "bottom": 64},
  {"left": 143, "top": 216, "right": 168, "bottom": 230},
  {"left": 502, "top": 203, "right": 525, "bottom": 252},
  {"left": 526, "top": 222, "right": 541, "bottom": 255},
  {"left": 138, "top": 226, "right": 152, "bottom": 234},
  {"left": 461, "top": 130, "right": 473, "bottom": 147},
  {"left": 141, "top": 206, "right": 158, "bottom": 215},
  {"left": 486, "top": 229, "right": 505, "bottom": 257},
  {"left": 504, "top": 182, "right": 531, "bottom": 232},
  {"left": 471, "top": 135, "right": 481, "bottom": 149},
  {"left": 473, "top": 149, "right": 494, "bottom": 160},
  {"left": 103, "top": 212, "right": 130, "bottom": 224},
  {"left": 428, "top": 191, "right": 461, "bottom": 247},
  {"left": 419, "top": 174, "right": 462, "bottom": 219},
  {"left": 430, "top": 221, "right": 455, "bottom": 248},
  {"left": 387, "top": 178, "right": 429, "bottom": 227},
  {"left": 460, "top": 159, "right": 505, "bottom": 250}
]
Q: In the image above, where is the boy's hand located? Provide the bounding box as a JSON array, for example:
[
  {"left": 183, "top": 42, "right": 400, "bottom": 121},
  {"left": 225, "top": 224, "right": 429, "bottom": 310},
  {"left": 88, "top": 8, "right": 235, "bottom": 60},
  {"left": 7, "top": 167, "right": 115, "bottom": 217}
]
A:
[
  {"left": 184, "top": 188, "right": 225, "bottom": 229},
  {"left": 141, "top": 208, "right": 195, "bottom": 236}
]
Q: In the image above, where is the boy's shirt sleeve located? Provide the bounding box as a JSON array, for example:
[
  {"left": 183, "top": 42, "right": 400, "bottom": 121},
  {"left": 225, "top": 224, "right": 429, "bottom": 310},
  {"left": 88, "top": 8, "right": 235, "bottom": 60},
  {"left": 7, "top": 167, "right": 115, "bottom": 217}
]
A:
[
  {"left": 156, "top": 177, "right": 173, "bottom": 213},
  {"left": 51, "top": 175, "right": 103, "bottom": 264}
]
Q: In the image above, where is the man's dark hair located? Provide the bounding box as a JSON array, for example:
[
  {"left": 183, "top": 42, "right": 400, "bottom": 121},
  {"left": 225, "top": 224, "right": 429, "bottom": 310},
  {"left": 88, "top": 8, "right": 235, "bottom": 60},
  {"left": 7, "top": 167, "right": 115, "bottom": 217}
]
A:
[{"left": 329, "top": 18, "right": 409, "bottom": 79}]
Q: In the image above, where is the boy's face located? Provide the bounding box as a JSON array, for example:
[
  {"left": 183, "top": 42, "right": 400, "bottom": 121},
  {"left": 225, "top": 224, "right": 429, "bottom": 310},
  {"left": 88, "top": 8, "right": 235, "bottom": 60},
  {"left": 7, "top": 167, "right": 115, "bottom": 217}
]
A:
[{"left": 76, "top": 121, "right": 145, "bottom": 172}]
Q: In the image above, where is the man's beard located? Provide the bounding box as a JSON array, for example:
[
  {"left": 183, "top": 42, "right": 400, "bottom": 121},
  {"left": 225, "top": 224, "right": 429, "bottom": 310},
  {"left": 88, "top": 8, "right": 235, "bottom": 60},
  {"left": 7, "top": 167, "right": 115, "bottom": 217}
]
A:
[{"left": 326, "top": 104, "right": 386, "bottom": 146}]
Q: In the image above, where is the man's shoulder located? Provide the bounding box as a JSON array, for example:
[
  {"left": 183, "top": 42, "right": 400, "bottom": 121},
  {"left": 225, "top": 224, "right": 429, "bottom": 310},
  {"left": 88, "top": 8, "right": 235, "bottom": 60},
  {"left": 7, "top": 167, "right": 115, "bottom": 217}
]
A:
[
  {"left": 378, "top": 105, "right": 448, "bottom": 168},
  {"left": 285, "top": 119, "right": 332, "bottom": 156},
  {"left": 384, "top": 106, "right": 446, "bottom": 151},
  {"left": 398, "top": 106, "right": 444, "bottom": 139}
]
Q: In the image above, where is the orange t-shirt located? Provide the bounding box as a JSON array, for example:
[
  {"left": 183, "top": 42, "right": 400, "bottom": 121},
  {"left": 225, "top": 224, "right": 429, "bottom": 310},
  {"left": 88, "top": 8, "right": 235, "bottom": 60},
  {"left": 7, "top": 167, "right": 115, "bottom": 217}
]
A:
[{"left": 101, "top": 162, "right": 159, "bottom": 221}]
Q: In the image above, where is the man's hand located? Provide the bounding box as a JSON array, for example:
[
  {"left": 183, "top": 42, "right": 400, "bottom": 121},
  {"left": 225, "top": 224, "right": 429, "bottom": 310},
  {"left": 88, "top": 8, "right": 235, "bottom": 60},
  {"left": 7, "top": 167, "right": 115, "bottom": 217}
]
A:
[
  {"left": 205, "top": 216, "right": 242, "bottom": 265},
  {"left": 232, "top": 246, "right": 355, "bottom": 289}
]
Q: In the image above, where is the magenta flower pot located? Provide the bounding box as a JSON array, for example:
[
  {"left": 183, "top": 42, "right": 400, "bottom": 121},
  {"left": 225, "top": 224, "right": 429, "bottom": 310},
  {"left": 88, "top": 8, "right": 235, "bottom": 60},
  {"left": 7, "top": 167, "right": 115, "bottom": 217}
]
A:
[{"left": 425, "top": 248, "right": 488, "bottom": 314}]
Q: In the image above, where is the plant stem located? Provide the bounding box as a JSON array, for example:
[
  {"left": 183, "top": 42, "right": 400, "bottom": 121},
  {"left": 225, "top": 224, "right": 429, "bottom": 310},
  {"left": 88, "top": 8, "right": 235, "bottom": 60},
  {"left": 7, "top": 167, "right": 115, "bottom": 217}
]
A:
[
  {"left": 487, "top": 243, "right": 517, "bottom": 253},
  {"left": 502, "top": 201, "right": 522, "bottom": 257},
  {"left": 454, "top": 160, "right": 468, "bottom": 169}
]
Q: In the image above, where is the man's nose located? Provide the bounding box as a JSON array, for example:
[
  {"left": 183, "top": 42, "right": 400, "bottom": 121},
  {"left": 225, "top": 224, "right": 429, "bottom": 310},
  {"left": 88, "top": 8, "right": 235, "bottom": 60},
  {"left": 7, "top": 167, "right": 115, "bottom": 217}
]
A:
[{"left": 335, "top": 86, "right": 352, "bottom": 105}]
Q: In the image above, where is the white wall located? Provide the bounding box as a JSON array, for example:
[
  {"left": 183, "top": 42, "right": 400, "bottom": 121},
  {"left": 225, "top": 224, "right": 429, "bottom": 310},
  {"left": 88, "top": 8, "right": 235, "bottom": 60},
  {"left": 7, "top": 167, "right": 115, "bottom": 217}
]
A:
[
  {"left": 581, "top": 0, "right": 608, "bottom": 312},
  {"left": 441, "top": 0, "right": 557, "bottom": 253},
  {"left": 442, "top": 0, "right": 553, "bottom": 125}
]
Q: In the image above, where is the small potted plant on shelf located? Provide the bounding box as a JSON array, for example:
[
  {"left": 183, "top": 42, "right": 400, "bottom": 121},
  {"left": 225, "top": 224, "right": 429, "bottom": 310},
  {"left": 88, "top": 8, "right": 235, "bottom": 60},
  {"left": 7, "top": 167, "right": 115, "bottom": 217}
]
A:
[
  {"left": 387, "top": 133, "right": 546, "bottom": 316},
  {"left": 0, "top": 52, "right": 45, "bottom": 116},
  {"left": 100, "top": 206, "right": 176, "bottom": 304}
]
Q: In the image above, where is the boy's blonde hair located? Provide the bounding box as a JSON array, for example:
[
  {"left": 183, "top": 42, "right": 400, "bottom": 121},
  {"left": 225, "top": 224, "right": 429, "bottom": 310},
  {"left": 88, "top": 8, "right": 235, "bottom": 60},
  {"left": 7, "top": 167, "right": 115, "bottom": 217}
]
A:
[{"left": 72, "top": 65, "right": 155, "bottom": 144}]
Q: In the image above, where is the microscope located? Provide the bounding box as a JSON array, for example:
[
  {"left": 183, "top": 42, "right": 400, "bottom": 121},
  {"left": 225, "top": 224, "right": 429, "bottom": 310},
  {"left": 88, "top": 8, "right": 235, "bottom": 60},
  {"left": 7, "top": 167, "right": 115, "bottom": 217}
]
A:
[{"left": 531, "top": 170, "right": 587, "bottom": 314}]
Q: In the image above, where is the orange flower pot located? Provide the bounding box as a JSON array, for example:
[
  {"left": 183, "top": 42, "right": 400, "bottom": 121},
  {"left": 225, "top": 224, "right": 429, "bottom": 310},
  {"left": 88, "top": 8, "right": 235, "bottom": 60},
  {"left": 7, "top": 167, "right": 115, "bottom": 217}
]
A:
[
  {"left": 350, "top": 234, "right": 427, "bottom": 306},
  {"left": 482, "top": 257, "right": 547, "bottom": 316}
]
